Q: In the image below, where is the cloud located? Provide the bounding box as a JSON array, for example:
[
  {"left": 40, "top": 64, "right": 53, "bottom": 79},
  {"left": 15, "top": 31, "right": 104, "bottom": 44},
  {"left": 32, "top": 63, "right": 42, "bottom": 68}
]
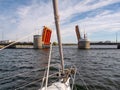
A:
[
  {"left": 59, "top": 10, "right": 120, "bottom": 42},
  {"left": 57, "top": 0, "right": 120, "bottom": 42},
  {"left": 7, "top": 1, "right": 54, "bottom": 41},
  {"left": 59, "top": 0, "right": 120, "bottom": 22},
  {"left": 0, "top": 0, "right": 120, "bottom": 42}
]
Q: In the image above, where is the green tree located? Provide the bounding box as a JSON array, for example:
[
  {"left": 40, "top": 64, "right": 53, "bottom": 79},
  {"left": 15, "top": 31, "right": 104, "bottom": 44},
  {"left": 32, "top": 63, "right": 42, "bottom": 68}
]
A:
[{"left": 52, "top": 42, "right": 58, "bottom": 46}]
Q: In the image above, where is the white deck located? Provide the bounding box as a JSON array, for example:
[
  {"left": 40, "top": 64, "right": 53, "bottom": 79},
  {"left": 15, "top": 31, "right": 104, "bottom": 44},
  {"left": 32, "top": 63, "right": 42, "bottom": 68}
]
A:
[{"left": 40, "top": 78, "right": 71, "bottom": 90}]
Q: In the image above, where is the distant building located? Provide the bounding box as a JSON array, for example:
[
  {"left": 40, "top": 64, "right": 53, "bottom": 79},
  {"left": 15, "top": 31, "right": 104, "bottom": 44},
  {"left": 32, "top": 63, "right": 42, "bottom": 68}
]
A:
[
  {"left": 0, "top": 40, "right": 12, "bottom": 44},
  {"left": 104, "top": 41, "right": 111, "bottom": 43}
]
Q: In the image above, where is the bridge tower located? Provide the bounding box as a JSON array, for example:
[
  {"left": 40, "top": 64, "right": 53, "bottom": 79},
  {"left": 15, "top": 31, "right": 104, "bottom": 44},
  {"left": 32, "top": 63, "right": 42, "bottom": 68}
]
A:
[{"left": 33, "top": 26, "right": 52, "bottom": 49}]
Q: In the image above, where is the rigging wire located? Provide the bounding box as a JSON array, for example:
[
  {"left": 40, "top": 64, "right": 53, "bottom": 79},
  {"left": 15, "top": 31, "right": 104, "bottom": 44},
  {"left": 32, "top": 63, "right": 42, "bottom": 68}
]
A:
[
  {"left": 0, "top": 64, "right": 59, "bottom": 82},
  {"left": 77, "top": 71, "right": 106, "bottom": 90},
  {"left": 0, "top": 68, "right": 43, "bottom": 83},
  {"left": 71, "top": 66, "right": 77, "bottom": 90},
  {"left": 15, "top": 78, "right": 42, "bottom": 90},
  {"left": 0, "top": 24, "right": 55, "bottom": 51},
  {"left": 45, "top": 43, "right": 53, "bottom": 90},
  {"left": 77, "top": 71, "right": 90, "bottom": 90},
  {"left": 0, "top": 31, "right": 36, "bottom": 51},
  {"left": 15, "top": 72, "right": 59, "bottom": 90},
  {"left": 77, "top": 69, "right": 106, "bottom": 90},
  {"left": 40, "top": 70, "right": 47, "bottom": 89},
  {"left": 77, "top": 70, "right": 108, "bottom": 90}
]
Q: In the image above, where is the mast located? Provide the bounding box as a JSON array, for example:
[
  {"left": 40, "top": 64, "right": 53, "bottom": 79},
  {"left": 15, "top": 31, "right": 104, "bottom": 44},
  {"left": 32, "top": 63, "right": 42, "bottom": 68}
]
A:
[
  {"left": 52, "top": 0, "right": 64, "bottom": 73},
  {"left": 2, "top": 31, "right": 4, "bottom": 40},
  {"left": 116, "top": 32, "right": 118, "bottom": 43}
]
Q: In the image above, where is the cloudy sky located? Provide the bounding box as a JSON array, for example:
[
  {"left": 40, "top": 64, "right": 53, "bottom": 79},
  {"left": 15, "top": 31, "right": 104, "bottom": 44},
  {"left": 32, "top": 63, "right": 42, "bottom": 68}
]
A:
[{"left": 0, "top": 0, "right": 120, "bottom": 43}]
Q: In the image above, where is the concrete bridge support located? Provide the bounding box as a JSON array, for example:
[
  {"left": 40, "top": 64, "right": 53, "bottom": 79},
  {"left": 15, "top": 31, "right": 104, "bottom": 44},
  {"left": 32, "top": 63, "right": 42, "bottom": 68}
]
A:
[{"left": 117, "top": 44, "right": 120, "bottom": 49}]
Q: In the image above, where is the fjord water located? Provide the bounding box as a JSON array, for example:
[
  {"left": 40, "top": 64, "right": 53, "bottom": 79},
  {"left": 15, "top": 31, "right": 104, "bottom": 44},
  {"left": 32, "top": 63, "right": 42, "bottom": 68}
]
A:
[{"left": 0, "top": 46, "right": 120, "bottom": 90}]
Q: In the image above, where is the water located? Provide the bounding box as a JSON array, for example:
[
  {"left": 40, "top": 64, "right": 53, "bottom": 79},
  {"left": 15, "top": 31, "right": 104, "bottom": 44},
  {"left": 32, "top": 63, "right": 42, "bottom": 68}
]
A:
[{"left": 0, "top": 46, "right": 120, "bottom": 90}]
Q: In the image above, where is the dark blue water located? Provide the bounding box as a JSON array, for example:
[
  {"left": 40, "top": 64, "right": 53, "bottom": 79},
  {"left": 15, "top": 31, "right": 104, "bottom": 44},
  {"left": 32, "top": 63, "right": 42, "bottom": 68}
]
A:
[{"left": 0, "top": 46, "right": 120, "bottom": 90}]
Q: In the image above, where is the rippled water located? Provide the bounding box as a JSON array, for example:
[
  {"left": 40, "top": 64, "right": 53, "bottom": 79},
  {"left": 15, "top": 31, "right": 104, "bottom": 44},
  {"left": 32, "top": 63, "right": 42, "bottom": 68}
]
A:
[{"left": 0, "top": 45, "right": 120, "bottom": 90}]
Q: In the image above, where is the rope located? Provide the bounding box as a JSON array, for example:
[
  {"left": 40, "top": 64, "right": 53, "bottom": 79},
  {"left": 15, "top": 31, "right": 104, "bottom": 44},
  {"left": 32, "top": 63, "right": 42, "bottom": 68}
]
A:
[
  {"left": 40, "top": 70, "right": 47, "bottom": 89},
  {"left": 15, "top": 72, "right": 59, "bottom": 90},
  {"left": 75, "top": 69, "right": 108, "bottom": 90},
  {"left": 71, "top": 67, "right": 77, "bottom": 90},
  {"left": 0, "top": 64, "right": 58, "bottom": 82},
  {"left": 77, "top": 71, "right": 89, "bottom": 90},
  {"left": 0, "top": 24, "right": 55, "bottom": 51},
  {"left": 0, "top": 31, "right": 36, "bottom": 51},
  {"left": 77, "top": 71, "right": 107, "bottom": 90},
  {"left": 0, "top": 68, "right": 44, "bottom": 83},
  {"left": 45, "top": 43, "right": 53, "bottom": 90},
  {"left": 15, "top": 78, "right": 42, "bottom": 90}
]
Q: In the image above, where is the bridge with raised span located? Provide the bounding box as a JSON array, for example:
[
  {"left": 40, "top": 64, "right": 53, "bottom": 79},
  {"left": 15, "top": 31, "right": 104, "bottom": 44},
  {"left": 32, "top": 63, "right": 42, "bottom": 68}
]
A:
[
  {"left": 0, "top": 42, "right": 33, "bottom": 46},
  {"left": 0, "top": 42, "right": 33, "bottom": 48},
  {"left": 90, "top": 42, "right": 120, "bottom": 45},
  {"left": 0, "top": 42, "right": 120, "bottom": 48}
]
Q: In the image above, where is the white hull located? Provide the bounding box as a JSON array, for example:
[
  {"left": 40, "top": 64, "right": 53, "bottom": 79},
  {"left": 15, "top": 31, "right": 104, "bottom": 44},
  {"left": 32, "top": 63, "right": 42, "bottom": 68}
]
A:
[{"left": 40, "top": 78, "right": 71, "bottom": 90}]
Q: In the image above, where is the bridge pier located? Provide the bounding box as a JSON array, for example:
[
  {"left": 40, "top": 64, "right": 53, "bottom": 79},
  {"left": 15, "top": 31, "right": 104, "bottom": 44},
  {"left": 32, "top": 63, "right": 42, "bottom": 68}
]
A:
[
  {"left": 117, "top": 44, "right": 120, "bottom": 49},
  {"left": 33, "top": 35, "right": 43, "bottom": 49}
]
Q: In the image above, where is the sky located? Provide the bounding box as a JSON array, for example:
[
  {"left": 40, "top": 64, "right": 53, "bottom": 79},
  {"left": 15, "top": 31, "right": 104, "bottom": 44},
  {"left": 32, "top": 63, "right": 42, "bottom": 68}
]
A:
[{"left": 0, "top": 0, "right": 120, "bottom": 43}]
